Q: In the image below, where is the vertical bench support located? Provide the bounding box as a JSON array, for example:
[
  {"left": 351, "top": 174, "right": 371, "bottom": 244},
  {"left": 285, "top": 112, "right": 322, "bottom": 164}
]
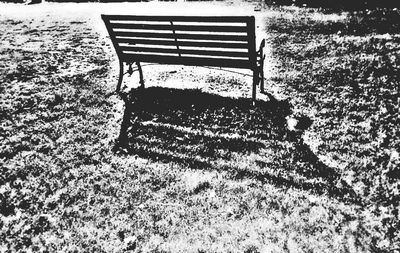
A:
[
  {"left": 116, "top": 60, "right": 124, "bottom": 93},
  {"left": 252, "top": 69, "right": 259, "bottom": 102},
  {"left": 102, "top": 15, "right": 125, "bottom": 93},
  {"left": 259, "top": 57, "right": 265, "bottom": 93},
  {"left": 136, "top": 62, "right": 145, "bottom": 89},
  {"left": 170, "top": 21, "right": 182, "bottom": 57},
  {"left": 259, "top": 39, "right": 266, "bottom": 93},
  {"left": 247, "top": 17, "right": 257, "bottom": 104}
]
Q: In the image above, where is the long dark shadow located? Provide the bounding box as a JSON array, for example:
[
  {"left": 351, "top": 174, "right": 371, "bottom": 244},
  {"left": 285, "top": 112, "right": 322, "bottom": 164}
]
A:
[{"left": 115, "top": 87, "right": 360, "bottom": 204}]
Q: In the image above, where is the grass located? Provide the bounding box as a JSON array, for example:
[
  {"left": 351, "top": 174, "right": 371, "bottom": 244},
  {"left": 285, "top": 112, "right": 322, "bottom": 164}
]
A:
[
  {"left": 0, "top": 2, "right": 399, "bottom": 252},
  {"left": 264, "top": 6, "right": 400, "bottom": 251}
]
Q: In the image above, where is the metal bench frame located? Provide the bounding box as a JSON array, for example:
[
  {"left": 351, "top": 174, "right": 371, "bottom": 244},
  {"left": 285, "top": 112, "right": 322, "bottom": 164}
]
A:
[{"left": 101, "top": 15, "right": 265, "bottom": 101}]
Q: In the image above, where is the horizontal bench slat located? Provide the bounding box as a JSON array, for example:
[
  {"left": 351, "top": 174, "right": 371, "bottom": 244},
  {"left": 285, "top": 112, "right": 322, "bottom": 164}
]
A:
[
  {"left": 111, "top": 23, "right": 247, "bottom": 33},
  {"left": 122, "top": 53, "right": 252, "bottom": 69},
  {"left": 115, "top": 34, "right": 248, "bottom": 49},
  {"left": 102, "top": 15, "right": 253, "bottom": 23},
  {"left": 119, "top": 46, "right": 249, "bottom": 58},
  {"left": 115, "top": 32, "right": 248, "bottom": 41}
]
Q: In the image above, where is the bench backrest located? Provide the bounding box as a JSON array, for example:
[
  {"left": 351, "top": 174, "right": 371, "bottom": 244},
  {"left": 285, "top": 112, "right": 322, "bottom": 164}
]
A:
[{"left": 101, "top": 15, "right": 257, "bottom": 70}]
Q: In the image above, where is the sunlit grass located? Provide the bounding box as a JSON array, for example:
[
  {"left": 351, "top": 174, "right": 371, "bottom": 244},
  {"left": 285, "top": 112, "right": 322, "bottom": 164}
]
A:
[{"left": 0, "top": 2, "right": 399, "bottom": 252}]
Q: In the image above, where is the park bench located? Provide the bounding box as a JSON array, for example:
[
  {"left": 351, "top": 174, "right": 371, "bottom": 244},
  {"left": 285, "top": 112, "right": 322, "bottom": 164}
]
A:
[{"left": 101, "top": 15, "right": 266, "bottom": 101}]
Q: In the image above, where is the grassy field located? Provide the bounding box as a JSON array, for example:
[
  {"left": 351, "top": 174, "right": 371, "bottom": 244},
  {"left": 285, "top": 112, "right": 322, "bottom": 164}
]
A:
[{"left": 1, "top": 2, "right": 399, "bottom": 252}]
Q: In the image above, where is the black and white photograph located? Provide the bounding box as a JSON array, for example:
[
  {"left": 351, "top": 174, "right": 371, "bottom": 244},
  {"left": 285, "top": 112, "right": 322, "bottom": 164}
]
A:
[{"left": 0, "top": 0, "right": 399, "bottom": 251}]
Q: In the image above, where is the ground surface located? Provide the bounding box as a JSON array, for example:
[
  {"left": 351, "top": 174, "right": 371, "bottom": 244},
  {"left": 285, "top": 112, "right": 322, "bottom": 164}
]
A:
[{"left": 0, "top": 2, "right": 399, "bottom": 252}]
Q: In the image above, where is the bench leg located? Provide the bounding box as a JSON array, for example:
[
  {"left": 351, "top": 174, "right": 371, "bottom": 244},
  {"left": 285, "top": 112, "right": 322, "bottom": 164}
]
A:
[
  {"left": 116, "top": 60, "right": 124, "bottom": 93},
  {"left": 259, "top": 57, "right": 265, "bottom": 94},
  {"left": 252, "top": 69, "right": 259, "bottom": 104},
  {"left": 136, "top": 62, "right": 145, "bottom": 89},
  {"left": 258, "top": 39, "right": 266, "bottom": 94}
]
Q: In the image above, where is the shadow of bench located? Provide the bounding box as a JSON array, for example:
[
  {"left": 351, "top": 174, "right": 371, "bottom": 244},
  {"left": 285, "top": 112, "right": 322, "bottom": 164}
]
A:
[
  {"left": 114, "top": 87, "right": 359, "bottom": 203},
  {"left": 117, "top": 87, "right": 290, "bottom": 146}
]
